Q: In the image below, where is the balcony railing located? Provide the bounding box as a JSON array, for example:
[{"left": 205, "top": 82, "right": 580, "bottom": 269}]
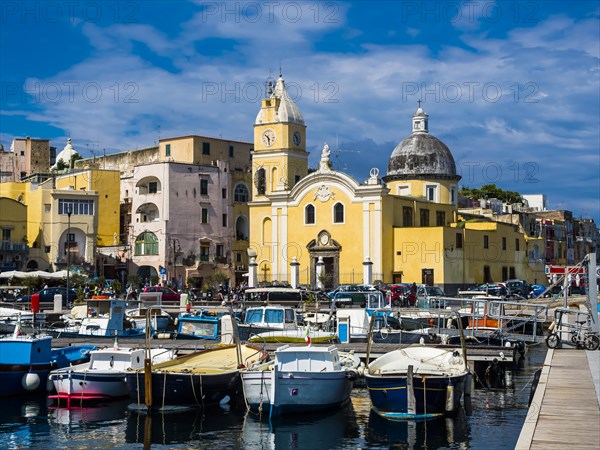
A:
[{"left": 0, "top": 242, "right": 28, "bottom": 252}]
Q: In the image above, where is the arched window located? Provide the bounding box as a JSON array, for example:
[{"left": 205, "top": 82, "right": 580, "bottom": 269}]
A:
[
  {"left": 234, "top": 183, "right": 250, "bottom": 202},
  {"left": 333, "top": 202, "right": 344, "bottom": 224},
  {"left": 255, "top": 168, "right": 266, "bottom": 195},
  {"left": 305, "top": 204, "right": 315, "bottom": 224},
  {"left": 135, "top": 231, "right": 158, "bottom": 256}
]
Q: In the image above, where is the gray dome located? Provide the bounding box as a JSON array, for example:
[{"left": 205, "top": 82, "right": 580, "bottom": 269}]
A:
[{"left": 384, "top": 108, "right": 460, "bottom": 182}]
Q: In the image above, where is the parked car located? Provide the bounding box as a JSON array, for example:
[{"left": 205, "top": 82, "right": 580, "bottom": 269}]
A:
[
  {"left": 470, "top": 283, "right": 507, "bottom": 297},
  {"left": 529, "top": 284, "right": 549, "bottom": 298},
  {"left": 141, "top": 286, "right": 180, "bottom": 303},
  {"left": 416, "top": 285, "right": 446, "bottom": 308},
  {"left": 386, "top": 284, "right": 416, "bottom": 307},
  {"left": 505, "top": 279, "right": 530, "bottom": 297},
  {"left": 20, "top": 287, "right": 78, "bottom": 306}
]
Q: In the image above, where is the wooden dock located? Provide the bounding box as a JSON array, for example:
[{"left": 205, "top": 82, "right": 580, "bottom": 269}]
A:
[{"left": 516, "top": 348, "right": 600, "bottom": 449}]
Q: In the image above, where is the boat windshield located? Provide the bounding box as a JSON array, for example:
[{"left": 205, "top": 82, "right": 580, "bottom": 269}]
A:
[
  {"left": 245, "top": 309, "right": 264, "bottom": 324},
  {"left": 264, "top": 309, "right": 284, "bottom": 324}
]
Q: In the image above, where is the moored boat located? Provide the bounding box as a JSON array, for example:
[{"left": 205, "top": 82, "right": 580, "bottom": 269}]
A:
[
  {"left": 49, "top": 345, "right": 176, "bottom": 406},
  {"left": 241, "top": 344, "right": 361, "bottom": 417},
  {"left": 126, "top": 343, "right": 268, "bottom": 409},
  {"left": 365, "top": 345, "right": 469, "bottom": 419},
  {"left": 0, "top": 324, "right": 95, "bottom": 397}
]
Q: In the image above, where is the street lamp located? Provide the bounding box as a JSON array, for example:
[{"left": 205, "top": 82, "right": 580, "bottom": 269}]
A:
[{"left": 66, "top": 204, "right": 73, "bottom": 307}]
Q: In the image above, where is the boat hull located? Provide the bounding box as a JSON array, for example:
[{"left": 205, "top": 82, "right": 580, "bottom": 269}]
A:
[
  {"left": 365, "top": 373, "right": 467, "bottom": 418},
  {"left": 127, "top": 369, "right": 242, "bottom": 407},
  {"left": 242, "top": 369, "right": 353, "bottom": 416}
]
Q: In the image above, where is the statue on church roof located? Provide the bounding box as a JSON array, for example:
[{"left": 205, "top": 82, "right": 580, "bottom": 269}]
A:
[{"left": 319, "top": 143, "right": 331, "bottom": 172}]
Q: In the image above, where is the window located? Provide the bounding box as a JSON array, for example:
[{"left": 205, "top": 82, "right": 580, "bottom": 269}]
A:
[
  {"left": 201, "top": 208, "right": 209, "bottom": 224},
  {"left": 456, "top": 233, "right": 463, "bottom": 249},
  {"left": 509, "top": 267, "right": 516, "bottom": 279},
  {"left": 202, "top": 142, "right": 210, "bottom": 155},
  {"left": 234, "top": 184, "right": 249, "bottom": 202},
  {"left": 305, "top": 204, "right": 315, "bottom": 224},
  {"left": 200, "top": 179, "right": 208, "bottom": 195},
  {"left": 483, "top": 266, "right": 492, "bottom": 283},
  {"left": 451, "top": 187, "right": 456, "bottom": 204},
  {"left": 515, "top": 239, "right": 520, "bottom": 251},
  {"left": 134, "top": 232, "right": 158, "bottom": 256},
  {"left": 148, "top": 182, "right": 158, "bottom": 194},
  {"left": 236, "top": 252, "right": 242, "bottom": 262},
  {"left": 402, "top": 206, "right": 413, "bottom": 227},
  {"left": 333, "top": 203, "right": 344, "bottom": 223},
  {"left": 1, "top": 229, "right": 10, "bottom": 241},
  {"left": 58, "top": 199, "right": 94, "bottom": 216},
  {"left": 165, "top": 144, "right": 171, "bottom": 157},
  {"left": 502, "top": 266, "right": 508, "bottom": 281},
  {"left": 222, "top": 213, "right": 227, "bottom": 227},
  {"left": 255, "top": 168, "right": 266, "bottom": 195},
  {"left": 44, "top": 204, "right": 51, "bottom": 213},
  {"left": 436, "top": 211, "right": 445, "bottom": 226},
  {"left": 420, "top": 209, "right": 429, "bottom": 226},
  {"left": 502, "top": 237, "right": 507, "bottom": 250},
  {"left": 229, "top": 145, "right": 234, "bottom": 157},
  {"left": 295, "top": 175, "right": 301, "bottom": 184},
  {"left": 44, "top": 245, "right": 51, "bottom": 253},
  {"left": 222, "top": 188, "right": 227, "bottom": 199},
  {"left": 216, "top": 244, "right": 224, "bottom": 257},
  {"left": 484, "top": 235, "right": 489, "bottom": 249},
  {"left": 426, "top": 185, "right": 437, "bottom": 202},
  {"left": 200, "top": 244, "right": 210, "bottom": 262}
]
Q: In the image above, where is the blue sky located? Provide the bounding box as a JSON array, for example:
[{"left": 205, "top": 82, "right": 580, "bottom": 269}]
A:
[{"left": 1, "top": 1, "right": 599, "bottom": 222}]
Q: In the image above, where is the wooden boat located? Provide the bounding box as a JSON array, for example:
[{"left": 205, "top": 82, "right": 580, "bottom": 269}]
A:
[
  {"left": 0, "top": 324, "right": 95, "bottom": 397},
  {"left": 365, "top": 345, "right": 469, "bottom": 419},
  {"left": 241, "top": 344, "right": 360, "bottom": 417},
  {"left": 126, "top": 343, "right": 268, "bottom": 409},
  {"left": 48, "top": 346, "right": 176, "bottom": 406}
]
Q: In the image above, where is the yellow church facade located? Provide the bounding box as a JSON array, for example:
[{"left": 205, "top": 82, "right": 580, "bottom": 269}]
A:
[{"left": 248, "top": 76, "right": 544, "bottom": 293}]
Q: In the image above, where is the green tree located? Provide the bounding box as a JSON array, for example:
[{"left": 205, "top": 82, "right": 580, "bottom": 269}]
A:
[{"left": 460, "top": 184, "right": 523, "bottom": 204}]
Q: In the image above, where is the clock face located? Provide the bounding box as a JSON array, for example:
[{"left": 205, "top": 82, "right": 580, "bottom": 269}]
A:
[
  {"left": 262, "top": 129, "right": 276, "bottom": 147},
  {"left": 293, "top": 131, "right": 302, "bottom": 147}
]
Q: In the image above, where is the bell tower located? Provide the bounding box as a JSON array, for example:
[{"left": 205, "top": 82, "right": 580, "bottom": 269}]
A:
[{"left": 252, "top": 74, "right": 308, "bottom": 197}]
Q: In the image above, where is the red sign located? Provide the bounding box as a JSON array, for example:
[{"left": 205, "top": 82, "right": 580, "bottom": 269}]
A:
[{"left": 545, "top": 265, "right": 585, "bottom": 275}]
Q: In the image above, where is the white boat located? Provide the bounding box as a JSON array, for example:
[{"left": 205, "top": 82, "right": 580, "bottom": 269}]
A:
[
  {"left": 48, "top": 345, "right": 175, "bottom": 406},
  {"left": 241, "top": 344, "right": 360, "bottom": 417},
  {"left": 125, "top": 304, "right": 172, "bottom": 331},
  {"left": 237, "top": 304, "right": 302, "bottom": 341}
]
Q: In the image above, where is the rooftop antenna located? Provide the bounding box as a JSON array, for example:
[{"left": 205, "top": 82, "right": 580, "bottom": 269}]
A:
[{"left": 332, "top": 134, "right": 359, "bottom": 171}]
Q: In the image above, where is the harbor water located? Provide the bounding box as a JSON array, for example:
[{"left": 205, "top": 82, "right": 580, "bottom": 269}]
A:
[{"left": 0, "top": 343, "right": 547, "bottom": 449}]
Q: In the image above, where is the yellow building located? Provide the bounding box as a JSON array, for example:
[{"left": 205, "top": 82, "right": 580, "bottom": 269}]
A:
[
  {"left": 248, "top": 75, "right": 542, "bottom": 293},
  {"left": 0, "top": 168, "right": 120, "bottom": 272},
  {"left": 0, "top": 197, "right": 29, "bottom": 270}
]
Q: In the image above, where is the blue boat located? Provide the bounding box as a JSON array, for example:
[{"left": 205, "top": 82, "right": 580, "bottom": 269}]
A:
[
  {"left": 0, "top": 326, "right": 95, "bottom": 397},
  {"left": 176, "top": 310, "right": 222, "bottom": 340},
  {"left": 365, "top": 346, "right": 469, "bottom": 419}
]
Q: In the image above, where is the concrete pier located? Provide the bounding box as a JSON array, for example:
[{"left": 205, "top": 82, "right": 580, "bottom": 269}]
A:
[{"left": 516, "top": 348, "right": 600, "bottom": 449}]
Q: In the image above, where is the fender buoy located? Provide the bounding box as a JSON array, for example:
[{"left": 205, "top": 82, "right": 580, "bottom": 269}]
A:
[{"left": 22, "top": 372, "right": 41, "bottom": 391}]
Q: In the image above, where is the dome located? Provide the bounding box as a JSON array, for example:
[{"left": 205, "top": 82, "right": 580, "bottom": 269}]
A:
[
  {"left": 255, "top": 75, "right": 304, "bottom": 126},
  {"left": 384, "top": 108, "right": 460, "bottom": 181},
  {"left": 52, "top": 137, "right": 79, "bottom": 170}
]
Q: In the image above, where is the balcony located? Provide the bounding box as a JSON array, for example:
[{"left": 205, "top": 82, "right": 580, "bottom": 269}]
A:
[{"left": 1, "top": 242, "right": 28, "bottom": 252}]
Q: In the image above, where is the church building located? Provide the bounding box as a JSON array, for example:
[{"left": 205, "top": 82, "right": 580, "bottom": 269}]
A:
[{"left": 248, "top": 75, "right": 542, "bottom": 293}]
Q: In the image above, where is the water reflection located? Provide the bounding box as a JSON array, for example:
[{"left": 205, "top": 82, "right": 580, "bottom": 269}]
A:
[
  {"left": 125, "top": 405, "right": 244, "bottom": 446},
  {"left": 366, "top": 407, "right": 470, "bottom": 449},
  {"left": 49, "top": 399, "right": 130, "bottom": 427},
  {"left": 240, "top": 401, "right": 358, "bottom": 450}
]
